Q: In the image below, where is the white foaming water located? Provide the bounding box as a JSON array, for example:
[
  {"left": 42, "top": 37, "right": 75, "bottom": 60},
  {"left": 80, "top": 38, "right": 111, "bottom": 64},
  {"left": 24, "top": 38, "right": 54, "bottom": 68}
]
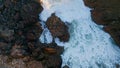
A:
[
  {"left": 40, "top": 0, "right": 120, "bottom": 68},
  {"left": 40, "top": 28, "right": 53, "bottom": 43},
  {"left": 39, "top": 21, "right": 53, "bottom": 43}
]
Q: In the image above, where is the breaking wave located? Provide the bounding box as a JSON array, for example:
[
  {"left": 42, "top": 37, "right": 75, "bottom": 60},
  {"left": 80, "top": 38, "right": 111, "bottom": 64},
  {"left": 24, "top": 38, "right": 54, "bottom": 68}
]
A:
[{"left": 39, "top": 0, "right": 120, "bottom": 68}]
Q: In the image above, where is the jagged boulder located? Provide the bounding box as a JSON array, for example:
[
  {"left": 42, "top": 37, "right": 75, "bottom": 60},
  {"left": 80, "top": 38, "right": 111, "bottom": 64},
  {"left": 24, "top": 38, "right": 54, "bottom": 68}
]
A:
[{"left": 46, "top": 13, "right": 70, "bottom": 42}]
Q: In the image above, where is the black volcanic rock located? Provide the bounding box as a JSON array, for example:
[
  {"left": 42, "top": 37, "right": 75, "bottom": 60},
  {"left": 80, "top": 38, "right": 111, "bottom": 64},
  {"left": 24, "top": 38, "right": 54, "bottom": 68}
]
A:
[{"left": 0, "top": 0, "right": 65, "bottom": 68}]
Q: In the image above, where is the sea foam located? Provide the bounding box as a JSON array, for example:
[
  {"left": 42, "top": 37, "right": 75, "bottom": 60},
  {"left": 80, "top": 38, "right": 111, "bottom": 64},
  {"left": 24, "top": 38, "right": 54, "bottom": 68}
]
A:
[{"left": 40, "top": 0, "right": 120, "bottom": 68}]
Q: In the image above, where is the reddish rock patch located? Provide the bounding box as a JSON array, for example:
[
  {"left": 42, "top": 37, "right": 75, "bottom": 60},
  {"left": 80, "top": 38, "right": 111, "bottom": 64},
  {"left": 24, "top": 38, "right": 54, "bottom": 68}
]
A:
[
  {"left": 84, "top": 0, "right": 120, "bottom": 47},
  {"left": 46, "top": 13, "right": 70, "bottom": 42}
]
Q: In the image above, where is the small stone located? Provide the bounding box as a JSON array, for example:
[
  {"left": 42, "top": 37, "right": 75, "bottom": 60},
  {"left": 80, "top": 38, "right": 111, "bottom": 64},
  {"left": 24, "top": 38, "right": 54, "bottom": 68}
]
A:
[{"left": 44, "top": 48, "right": 57, "bottom": 54}]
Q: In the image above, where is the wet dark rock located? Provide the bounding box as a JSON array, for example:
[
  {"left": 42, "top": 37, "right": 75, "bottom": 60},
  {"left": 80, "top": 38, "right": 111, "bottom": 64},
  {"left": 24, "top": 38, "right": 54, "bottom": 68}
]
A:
[
  {"left": 0, "top": 42, "right": 8, "bottom": 54},
  {"left": 0, "top": 42, "right": 8, "bottom": 48},
  {"left": 84, "top": 0, "right": 120, "bottom": 47},
  {"left": 0, "top": 0, "right": 43, "bottom": 29},
  {"left": 10, "top": 44, "right": 26, "bottom": 58},
  {"left": 0, "top": 28, "right": 14, "bottom": 42},
  {"left": 0, "top": 0, "right": 64, "bottom": 68},
  {"left": 104, "top": 26, "right": 120, "bottom": 45},
  {"left": 26, "top": 32, "right": 36, "bottom": 41},
  {"left": 20, "top": 2, "right": 43, "bottom": 27},
  {"left": 4, "top": 0, "right": 11, "bottom": 8},
  {"left": 27, "top": 42, "right": 64, "bottom": 68},
  {"left": 46, "top": 13, "right": 70, "bottom": 42},
  {"left": 43, "top": 43, "right": 64, "bottom": 55},
  {"left": 0, "top": 0, "right": 44, "bottom": 60},
  {"left": 42, "top": 55, "right": 62, "bottom": 68},
  {"left": 27, "top": 61, "right": 43, "bottom": 68},
  {"left": 63, "top": 65, "right": 69, "bottom": 68},
  {"left": 0, "top": 0, "right": 44, "bottom": 59},
  {"left": 0, "top": 42, "right": 11, "bottom": 55},
  {"left": 40, "top": 43, "right": 64, "bottom": 68},
  {"left": 22, "top": 56, "right": 31, "bottom": 62},
  {"left": 25, "top": 22, "right": 43, "bottom": 41},
  {"left": 29, "top": 42, "right": 64, "bottom": 63},
  {"left": 0, "top": 4, "right": 4, "bottom": 10}
]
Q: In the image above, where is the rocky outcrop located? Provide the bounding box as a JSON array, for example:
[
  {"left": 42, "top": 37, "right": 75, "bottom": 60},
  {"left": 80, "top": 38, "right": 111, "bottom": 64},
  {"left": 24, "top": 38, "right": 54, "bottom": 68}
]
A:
[
  {"left": 84, "top": 0, "right": 120, "bottom": 47},
  {"left": 0, "top": 43, "right": 63, "bottom": 68},
  {"left": 0, "top": 0, "right": 65, "bottom": 68},
  {"left": 0, "top": 55, "right": 44, "bottom": 68},
  {"left": 0, "top": 0, "right": 44, "bottom": 56},
  {"left": 46, "top": 13, "right": 70, "bottom": 42},
  {"left": 0, "top": 0, "right": 43, "bottom": 29}
]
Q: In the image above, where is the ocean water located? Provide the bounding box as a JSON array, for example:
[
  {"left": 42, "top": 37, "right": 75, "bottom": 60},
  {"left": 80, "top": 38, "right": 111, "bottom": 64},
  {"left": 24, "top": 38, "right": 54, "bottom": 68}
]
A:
[{"left": 39, "top": 0, "right": 120, "bottom": 68}]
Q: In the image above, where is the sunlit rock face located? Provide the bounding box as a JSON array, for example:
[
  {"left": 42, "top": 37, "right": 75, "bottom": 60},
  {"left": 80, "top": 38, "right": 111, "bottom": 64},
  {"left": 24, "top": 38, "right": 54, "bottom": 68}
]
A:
[{"left": 40, "top": 0, "right": 120, "bottom": 68}]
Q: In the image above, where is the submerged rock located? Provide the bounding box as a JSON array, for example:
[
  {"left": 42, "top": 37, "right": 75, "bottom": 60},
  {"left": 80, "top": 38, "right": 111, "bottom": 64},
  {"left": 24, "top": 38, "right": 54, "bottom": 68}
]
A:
[
  {"left": 46, "top": 13, "right": 70, "bottom": 42},
  {"left": 63, "top": 65, "right": 69, "bottom": 68}
]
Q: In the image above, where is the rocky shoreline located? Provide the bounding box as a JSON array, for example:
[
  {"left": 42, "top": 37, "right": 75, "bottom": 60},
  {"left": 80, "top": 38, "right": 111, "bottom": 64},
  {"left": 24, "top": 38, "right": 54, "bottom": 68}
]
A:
[
  {"left": 84, "top": 0, "right": 120, "bottom": 47},
  {"left": 0, "top": 0, "right": 69, "bottom": 68},
  {"left": 0, "top": 0, "right": 120, "bottom": 68}
]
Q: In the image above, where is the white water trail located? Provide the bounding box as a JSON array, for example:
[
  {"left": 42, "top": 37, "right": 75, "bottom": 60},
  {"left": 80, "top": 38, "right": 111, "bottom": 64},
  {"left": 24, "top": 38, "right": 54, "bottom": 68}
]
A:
[{"left": 39, "top": 0, "right": 120, "bottom": 68}]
